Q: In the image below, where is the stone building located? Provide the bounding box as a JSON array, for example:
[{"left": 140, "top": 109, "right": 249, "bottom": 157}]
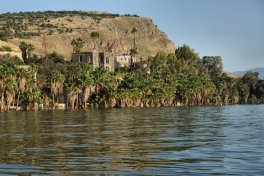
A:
[
  {"left": 115, "top": 52, "right": 133, "bottom": 68},
  {"left": 72, "top": 51, "right": 136, "bottom": 71},
  {"left": 72, "top": 52, "right": 115, "bottom": 71}
]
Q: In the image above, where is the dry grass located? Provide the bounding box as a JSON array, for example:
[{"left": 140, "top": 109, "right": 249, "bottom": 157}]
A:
[
  {"left": 4, "top": 13, "right": 175, "bottom": 60},
  {"left": 0, "top": 40, "right": 22, "bottom": 60}
]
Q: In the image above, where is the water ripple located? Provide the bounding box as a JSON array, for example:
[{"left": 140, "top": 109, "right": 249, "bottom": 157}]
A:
[{"left": 0, "top": 105, "right": 264, "bottom": 175}]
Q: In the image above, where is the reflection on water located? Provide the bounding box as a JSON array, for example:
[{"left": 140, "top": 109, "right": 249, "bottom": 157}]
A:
[{"left": 0, "top": 105, "right": 264, "bottom": 175}]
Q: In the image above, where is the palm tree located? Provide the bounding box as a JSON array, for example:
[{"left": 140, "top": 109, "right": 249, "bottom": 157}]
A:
[
  {"left": 19, "top": 41, "right": 28, "bottom": 63},
  {"left": 5, "top": 78, "right": 17, "bottom": 111},
  {"left": 47, "top": 70, "right": 65, "bottom": 107},
  {"left": 65, "top": 83, "right": 80, "bottom": 109},
  {"left": 16, "top": 68, "right": 29, "bottom": 110},
  {"left": 28, "top": 88, "right": 42, "bottom": 110},
  {"left": 90, "top": 32, "right": 100, "bottom": 51},
  {"left": 79, "top": 74, "right": 93, "bottom": 109},
  {"left": 131, "top": 27, "right": 137, "bottom": 50},
  {"left": 0, "top": 64, "right": 7, "bottom": 111},
  {"left": 19, "top": 41, "right": 35, "bottom": 64},
  {"left": 130, "top": 27, "right": 138, "bottom": 65},
  {"left": 0, "top": 63, "right": 18, "bottom": 111}
]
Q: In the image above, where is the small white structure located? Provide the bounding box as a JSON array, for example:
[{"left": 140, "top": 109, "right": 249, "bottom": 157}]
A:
[
  {"left": 115, "top": 52, "right": 133, "bottom": 68},
  {"left": 72, "top": 51, "right": 137, "bottom": 71}
]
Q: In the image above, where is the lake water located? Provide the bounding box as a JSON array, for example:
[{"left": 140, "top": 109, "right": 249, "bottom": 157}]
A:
[{"left": 0, "top": 105, "right": 264, "bottom": 175}]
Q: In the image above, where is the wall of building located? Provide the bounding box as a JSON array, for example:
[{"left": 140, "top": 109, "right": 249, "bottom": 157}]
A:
[
  {"left": 100, "top": 52, "right": 115, "bottom": 71},
  {"left": 115, "top": 54, "right": 132, "bottom": 68},
  {"left": 72, "top": 52, "right": 115, "bottom": 71}
]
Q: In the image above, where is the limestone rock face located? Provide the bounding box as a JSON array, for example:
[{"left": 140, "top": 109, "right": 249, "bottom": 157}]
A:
[{"left": 0, "top": 11, "right": 176, "bottom": 60}]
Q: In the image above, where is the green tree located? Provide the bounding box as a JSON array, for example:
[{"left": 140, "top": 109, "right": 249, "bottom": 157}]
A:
[
  {"left": 4, "top": 78, "right": 17, "bottom": 111},
  {"left": 16, "top": 67, "right": 29, "bottom": 110},
  {"left": 175, "top": 44, "right": 201, "bottom": 76},
  {"left": 65, "top": 82, "right": 80, "bottom": 109},
  {"left": 242, "top": 71, "right": 259, "bottom": 94},
  {"left": 90, "top": 32, "right": 100, "bottom": 51},
  {"left": 71, "top": 38, "right": 85, "bottom": 53},
  {"left": 0, "top": 64, "right": 8, "bottom": 111},
  {"left": 130, "top": 27, "right": 138, "bottom": 64},
  {"left": 256, "top": 80, "right": 264, "bottom": 102},
  {"left": 202, "top": 56, "right": 223, "bottom": 79},
  {"left": 19, "top": 41, "right": 35, "bottom": 64},
  {"left": 47, "top": 70, "right": 65, "bottom": 107},
  {"left": 176, "top": 44, "right": 200, "bottom": 62}
]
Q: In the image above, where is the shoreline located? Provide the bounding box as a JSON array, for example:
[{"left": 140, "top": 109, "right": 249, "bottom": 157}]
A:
[{"left": 1, "top": 103, "right": 263, "bottom": 112}]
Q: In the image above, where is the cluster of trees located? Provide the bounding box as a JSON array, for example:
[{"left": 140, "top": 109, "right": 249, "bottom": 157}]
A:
[
  {"left": 1, "top": 43, "right": 264, "bottom": 111},
  {"left": 0, "top": 11, "right": 121, "bottom": 20},
  {"left": 0, "top": 11, "right": 141, "bottom": 20},
  {"left": 0, "top": 17, "right": 40, "bottom": 40},
  {"left": 0, "top": 62, "right": 39, "bottom": 111}
]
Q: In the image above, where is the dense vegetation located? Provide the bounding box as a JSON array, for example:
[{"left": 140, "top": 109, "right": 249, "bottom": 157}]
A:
[{"left": 1, "top": 43, "right": 264, "bottom": 111}]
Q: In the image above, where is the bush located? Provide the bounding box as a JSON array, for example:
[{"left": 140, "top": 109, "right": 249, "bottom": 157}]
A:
[
  {"left": 48, "top": 30, "right": 54, "bottom": 35},
  {"left": 0, "top": 30, "right": 13, "bottom": 41},
  {"left": 90, "top": 31, "right": 100, "bottom": 38},
  {"left": 0, "top": 54, "right": 23, "bottom": 64},
  {"left": 0, "top": 46, "right": 12, "bottom": 52},
  {"left": 49, "top": 52, "right": 65, "bottom": 63},
  {"left": 15, "top": 32, "right": 40, "bottom": 39}
]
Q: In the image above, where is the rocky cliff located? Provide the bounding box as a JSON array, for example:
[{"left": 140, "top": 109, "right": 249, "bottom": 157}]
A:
[{"left": 0, "top": 11, "right": 175, "bottom": 60}]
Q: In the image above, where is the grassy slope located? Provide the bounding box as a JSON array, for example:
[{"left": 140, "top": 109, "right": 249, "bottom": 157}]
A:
[
  {"left": 0, "top": 11, "right": 175, "bottom": 60},
  {"left": 0, "top": 40, "right": 22, "bottom": 60}
]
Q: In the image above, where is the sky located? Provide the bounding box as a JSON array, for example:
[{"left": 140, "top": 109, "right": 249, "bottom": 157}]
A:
[{"left": 0, "top": 0, "right": 263, "bottom": 72}]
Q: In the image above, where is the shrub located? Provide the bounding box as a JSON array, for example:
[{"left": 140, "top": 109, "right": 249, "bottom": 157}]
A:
[
  {"left": 0, "top": 30, "right": 13, "bottom": 41},
  {"left": 48, "top": 30, "right": 54, "bottom": 35},
  {"left": 90, "top": 31, "right": 100, "bottom": 38},
  {"left": 15, "top": 32, "right": 40, "bottom": 39},
  {"left": 0, "top": 46, "right": 12, "bottom": 52}
]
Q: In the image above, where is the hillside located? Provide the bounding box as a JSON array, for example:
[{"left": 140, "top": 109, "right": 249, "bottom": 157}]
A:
[
  {"left": 0, "top": 40, "right": 22, "bottom": 60},
  {"left": 0, "top": 11, "right": 175, "bottom": 60},
  {"left": 234, "top": 68, "right": 264, "bottom": 80}
]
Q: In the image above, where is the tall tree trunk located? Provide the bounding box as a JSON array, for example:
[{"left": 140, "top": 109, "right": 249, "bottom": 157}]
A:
[
  {"left": 16, "top": 92, "right": 20, "bottom": 110},
  {"left": 76, "top": 94, "right": 79, "bottom": 109},
  {"left": 1, "top": 93, "right": 4, "bottom": 111},
  {"left": 22, "top": 51, "right": 27, "bottom": 64},
  {"left": 52, "top": 94, "right": 55, "bottom": 108},
  {"left": 6, "top": 92, "right": 14, "bottom": 111}
]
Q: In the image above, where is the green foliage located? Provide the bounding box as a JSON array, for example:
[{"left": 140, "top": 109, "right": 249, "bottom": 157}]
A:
[
  {"left": 90, "top": 31, "right": 100, "bottom": 39},
  {"left": 19, "top": 41, "right": 35, "bottom": 64},
  {"left": 47, "top": 70, "right": 65, "bottom": 84},
  {"left": 123, "top": 14, "right": 139, "bottom": 17},
  {"left": 0, "top": 46, "right": 12, "bottom": 52},
  {"left": 1, "top": 41, "right": 264, "bottom": 110},
  {"left": 0, "top": 30, "right": 13, "bottom": 41},
  {"left": 0, "top": 11, "right": 120, "bottom": 23},
  {"left": 176, "top": 44, "right": 200, "bottom": 62},
  {"left": 202, "top": 56, "right": 223, "bottom": 79},
  {"left": 0, "top": 54, "right": 22, "bottom": 64},
  {"left": 15, "top": 32, "right": 40, "bottom": 39},
  {"left": 71, "top": 38, "right": 85, "bottom": 53}
]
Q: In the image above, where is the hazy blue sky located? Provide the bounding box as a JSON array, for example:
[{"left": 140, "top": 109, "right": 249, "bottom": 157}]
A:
[{"left": 0, "top": 0, "right": 263, "bottom": 71}]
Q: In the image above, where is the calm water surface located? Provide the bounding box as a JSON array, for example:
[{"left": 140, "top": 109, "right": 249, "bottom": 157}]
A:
[{"left": 0, "top": 105, "right": 264, "bottom": 175}]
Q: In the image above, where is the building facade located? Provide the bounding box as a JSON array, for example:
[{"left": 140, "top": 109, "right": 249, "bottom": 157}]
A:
[
  {"left": 72, "top": 52, "right": 115, "bottom": 71},
  {"left": 115, "top": 52, "right": 132, "bottom": 68},
  {"left": 72, "top": 51, "right": 136, "bottom": 71}
]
